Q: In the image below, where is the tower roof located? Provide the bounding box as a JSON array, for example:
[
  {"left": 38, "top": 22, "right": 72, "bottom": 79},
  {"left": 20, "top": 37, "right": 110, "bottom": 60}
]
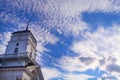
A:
[
  {"left": 12, "top": 30, "right": 30, "bottom": 34},
  {"left": 12, "top": 30, "right": 37, "bottom": 43}
]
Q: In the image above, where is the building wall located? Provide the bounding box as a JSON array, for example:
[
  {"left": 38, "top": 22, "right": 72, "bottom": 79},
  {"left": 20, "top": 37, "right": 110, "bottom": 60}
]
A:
[
  {"left": 1, "top": 60, "right": 25, "bottom": 67},
  {"left": 5, "top": 34, "right": 29, "bottom": 54},
  {"left": 23, "top": 71, "right": 31, "bottom": 80},
  {"left": 0, "top": 70, "right": 23, "bottom": 80},
  {"left": 0, "top": 69, "right": 32, "bottom": 80},
  {"left": 5, "top": 32, "right": 37, "bottom": 59},
  {"left": 0, "top": 30, "right": 44, "bottom": 80}
]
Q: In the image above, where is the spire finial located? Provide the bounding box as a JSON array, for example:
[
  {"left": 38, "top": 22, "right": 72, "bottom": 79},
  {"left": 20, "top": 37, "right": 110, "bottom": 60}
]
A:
[{"left": 26, "top": 21, "right": 30, "bottom": 31}]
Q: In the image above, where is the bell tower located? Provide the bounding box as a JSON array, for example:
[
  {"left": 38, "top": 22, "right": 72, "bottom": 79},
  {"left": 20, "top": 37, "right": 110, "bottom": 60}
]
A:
[{"left": 0, "top": 27, "right": 44, "bottom": 80}]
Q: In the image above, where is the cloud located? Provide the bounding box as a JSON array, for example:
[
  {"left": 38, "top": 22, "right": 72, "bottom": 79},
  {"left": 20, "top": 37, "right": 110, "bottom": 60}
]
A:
[
  {"left": 64, "top": 73, "right": 94, "bottom": 80},
  {"left": 107, "top": 64, "right": 120, "bottom": 73},
  {"left": 79, "top": 57, "right": 96, "bottom": 65},
  {"left": 18, "top": 23, "right": 59, "bottom": 51},
  {"left": 29, "top": 24, "right": 59, "bottom": 45},
  {"left": 100, "top": 74, "right": 120, "bottom": 80},
  {"left": 70, "top": 25, "right": 120, "bottom": 75},
  {"left": 55, "top": 25, "right": 120, "bottom": 79},
  {"left": 58, "top": 20, "right": 89, "bottom": 36},
  {"left": 1, "top": 0, "right": 120, "bottom": 79},
  {"left": 0, "top": 44, "right": 6, "bottom": 54},
  {"left": 42, "top": 66, "right": 95, "bottom": 80},
  {"left": 55, "top": 0, "right": 120, "bottom": 17},
  {"left": 57, "top": 55, "right": 99, "bottom": 73},
  {"left": 58, "top": 56, "right": 84, "bottom": 72},
  {"left": 42, "top": 67, "right": 62, "bottom": 80},
  {"left": 0, "top": 32, "right": 11, "bottom": 54},
  {"left": 1, "top": 0, "right": 120, "bottom": 37},
  {"left": 101, "top": 76, "right": 118, "bottom": 80}
]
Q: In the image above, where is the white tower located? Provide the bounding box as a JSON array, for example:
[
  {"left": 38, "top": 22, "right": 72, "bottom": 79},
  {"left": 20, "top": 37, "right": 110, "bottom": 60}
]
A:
[{"left": 0, "top": 28, "right": 44, "bottom": 80}]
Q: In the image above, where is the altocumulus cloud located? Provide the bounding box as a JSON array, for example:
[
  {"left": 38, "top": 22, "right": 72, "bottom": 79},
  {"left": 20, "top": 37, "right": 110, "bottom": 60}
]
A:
[
  {"left": 70, "top": 26, "right": 120, "bottom": 79},
  {"left": 0, "top": 32, "right": 11, "bottom": 54},
  {"left": 1, "top": 0, "right": 120, "bottom": 80}
]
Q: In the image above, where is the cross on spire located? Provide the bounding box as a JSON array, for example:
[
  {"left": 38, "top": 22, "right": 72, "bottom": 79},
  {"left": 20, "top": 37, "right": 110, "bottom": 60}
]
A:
[{"left": 26, "top": 21, "right": 30, "bottom": 31}]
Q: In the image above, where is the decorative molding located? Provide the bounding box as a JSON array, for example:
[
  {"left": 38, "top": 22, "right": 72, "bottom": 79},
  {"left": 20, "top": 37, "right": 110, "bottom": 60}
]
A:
[
  {"left": 0, "top": 67, "right": 34, "bottom": 77},
  {"left": 0, "top": 67, "right": 25, "bottom": 71}
]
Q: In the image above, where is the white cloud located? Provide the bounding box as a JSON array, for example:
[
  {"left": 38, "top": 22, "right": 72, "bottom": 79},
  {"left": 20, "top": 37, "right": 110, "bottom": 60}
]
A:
[
  {"left": 0, "top": 32, "right": 11, "bottom": 54},
  {"left": 107, "top": 63, "right": 120, "bottom": 73},
  {"left": 64, "top": 73, "right": 94, "bottom": 80},
  {"left": 1, "top": 0, "right": 120, "bottom": 37},
  {"left": 42, "top": 66, "right": 95, "bottom": 80},
  {"left": 28, "top": 24, "right": 59, "bottom": 45},
  {"left": 0, "top": 44, "right": 6, "bottom": 54},
  {"left": 70, "top": 26, "right": 120, "bottom": 74},
  {"left": 58, "top": 20, "right": 89, "bottom": 36},
  {"left": 42, "top": 67, "right": 62, "bottom": 80},
  {"left": 1, "top": 0, "right": 120, "bottom": 79},
  {"left": 57, "top": 55, "right": 99, "bottom": 72},
  {"left": 56, "top": 0, "right": 120, "bottom": 17},
  {"left": 100, "top": 73, "right": 120, "bottom": 80},
  {"left": 54, "top": 25, "right": 120, "bottom": 79},
  {"left": 18, "top": 23, "right": 59, "bottom": 53},
  {"left": 58, "top": 56, "right": 84, "bottom": 72},
  {"left": 9, "top": 0, "right": 120, "bottom": 16}
]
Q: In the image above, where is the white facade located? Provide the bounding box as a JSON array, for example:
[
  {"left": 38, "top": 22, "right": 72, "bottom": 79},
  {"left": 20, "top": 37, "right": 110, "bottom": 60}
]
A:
[
  {"left": 0, "top": 68, "right": 31, "bottom": 80},
  {"left": 0, "top": 30, "right": 44, "bottom": 80},
  {"left": 5, "top": 31, "right": 37, "bottom": 58}
]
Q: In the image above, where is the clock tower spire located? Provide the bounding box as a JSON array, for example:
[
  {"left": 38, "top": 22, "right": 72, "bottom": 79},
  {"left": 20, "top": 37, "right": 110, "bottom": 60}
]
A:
[
  {"left": 0, "top": 27, "right": 44, "bottom": 80},
  {"left": 26, "top": 21, "right": 30, "bottom": 31}
]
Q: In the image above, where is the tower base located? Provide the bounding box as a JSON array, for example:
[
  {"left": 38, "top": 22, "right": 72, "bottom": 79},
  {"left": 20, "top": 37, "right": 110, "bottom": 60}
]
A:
[{"left": 0, "top": 66, "right": 43, "bottom": 80}]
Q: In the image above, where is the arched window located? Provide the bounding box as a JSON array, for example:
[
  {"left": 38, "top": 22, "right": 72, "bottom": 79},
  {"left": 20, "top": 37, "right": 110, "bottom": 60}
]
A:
[
  {"left": 30, "top": 52, "right": 32, "bottom": 57},
  {"left": 16, "top": 43, "right": 19, "bottom": 46},
  {"left": 14, "top": 48, "right": 18, "bottom": 54}
]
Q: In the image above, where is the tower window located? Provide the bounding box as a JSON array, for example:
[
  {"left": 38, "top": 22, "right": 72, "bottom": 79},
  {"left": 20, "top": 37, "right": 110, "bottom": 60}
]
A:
[
  {"left": 14, "top": 48, "right": 18, "bottom": 54},
  {"left": 30, "top": 52, "right": 32, "bottom": 57},
  {"left": 16, "top": 43, "right": 19, "bottom": 46}
]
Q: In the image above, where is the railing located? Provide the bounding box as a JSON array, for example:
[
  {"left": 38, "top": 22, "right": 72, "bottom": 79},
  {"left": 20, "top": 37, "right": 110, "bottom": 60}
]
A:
[
  {"left": 0, "top": 52, "right": 37, "bottom": 65},
  {"left": 0, "top": 52, "right": 29, "bottom": 59}
]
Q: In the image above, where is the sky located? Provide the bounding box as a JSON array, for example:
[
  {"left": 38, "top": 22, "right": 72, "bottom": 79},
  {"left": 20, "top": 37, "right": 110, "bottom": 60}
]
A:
[{"left": 0, "top": 0, "right": 120, "bottom": 80}]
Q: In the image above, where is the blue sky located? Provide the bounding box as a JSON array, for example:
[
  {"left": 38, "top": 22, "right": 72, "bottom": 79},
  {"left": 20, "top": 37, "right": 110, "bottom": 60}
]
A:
[{"left": 0, "top": 0, "right": 120, "bottom": 80}]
